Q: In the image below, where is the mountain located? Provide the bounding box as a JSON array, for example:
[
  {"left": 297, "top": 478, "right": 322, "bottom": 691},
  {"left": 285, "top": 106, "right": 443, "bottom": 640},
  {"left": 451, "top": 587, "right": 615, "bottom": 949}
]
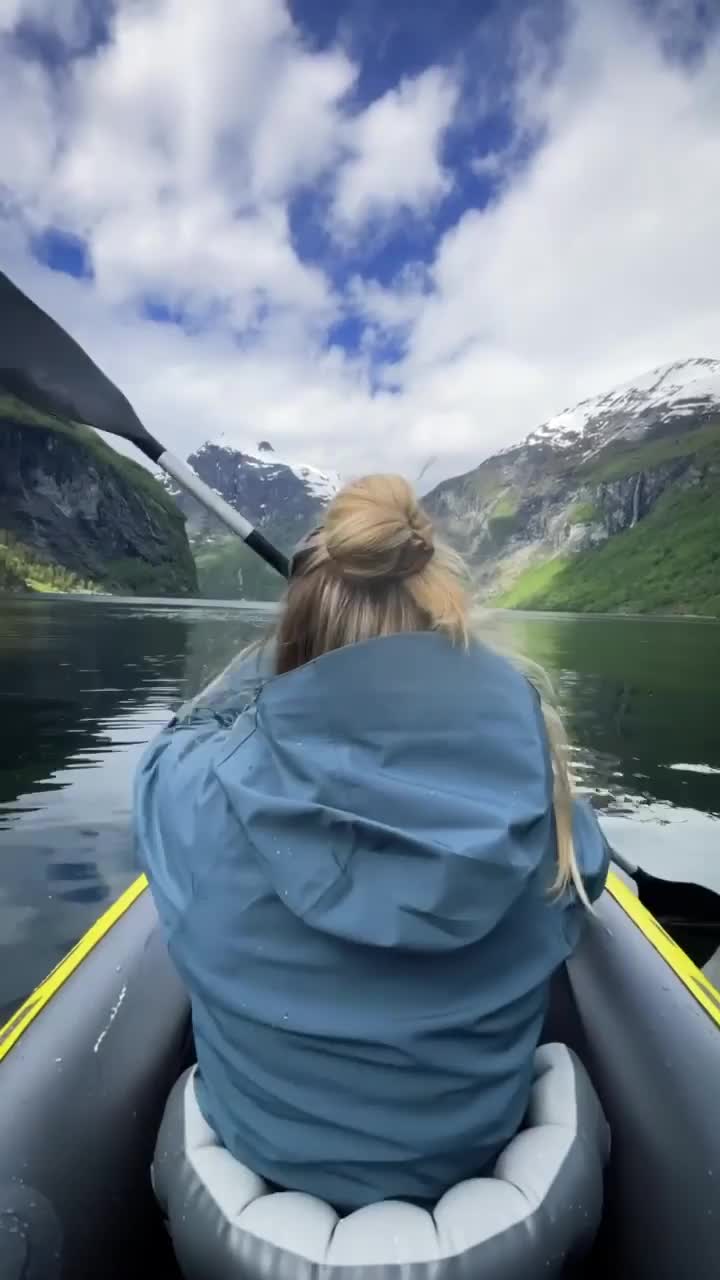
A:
[
  {"left": 0, "top": 393, "right": 197, "bottom": 596},
  {"left": 165, "top": 439, "right": 339, "bottom": 541},
  {"left": 165, "top": 439, "right": 339, "bottom": 599},
  {"left": 425, "top": 359, "right": 720, "bottom": 618}
]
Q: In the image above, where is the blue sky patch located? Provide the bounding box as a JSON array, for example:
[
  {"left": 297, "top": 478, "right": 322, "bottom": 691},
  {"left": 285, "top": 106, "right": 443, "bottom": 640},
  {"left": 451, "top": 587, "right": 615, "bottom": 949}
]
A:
[{"left": 32, "top": 229, "right": 92, "bottom": 280}]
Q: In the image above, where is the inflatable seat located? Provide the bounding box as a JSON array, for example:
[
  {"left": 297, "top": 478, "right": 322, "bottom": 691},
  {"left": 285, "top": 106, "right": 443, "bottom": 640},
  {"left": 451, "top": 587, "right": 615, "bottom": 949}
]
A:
[{"left": 152, "top": 1042, "right": 610, "bottom": 1280}]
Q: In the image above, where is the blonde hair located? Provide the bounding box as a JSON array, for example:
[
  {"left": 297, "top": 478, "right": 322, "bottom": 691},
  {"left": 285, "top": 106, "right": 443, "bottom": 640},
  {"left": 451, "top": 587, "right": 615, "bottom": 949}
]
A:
[
  {"left": 276, "top": 474, "right": 470, "bottom": 669},
  {"left": 277, "top": 473, "right": 587, "bottom": 904}
]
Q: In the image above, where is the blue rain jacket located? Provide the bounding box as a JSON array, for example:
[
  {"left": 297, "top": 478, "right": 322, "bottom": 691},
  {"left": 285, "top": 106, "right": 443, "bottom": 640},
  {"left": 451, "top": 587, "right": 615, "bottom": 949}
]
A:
[{"left": 134, "top": 632, "right": 609, "bottom": 1210}]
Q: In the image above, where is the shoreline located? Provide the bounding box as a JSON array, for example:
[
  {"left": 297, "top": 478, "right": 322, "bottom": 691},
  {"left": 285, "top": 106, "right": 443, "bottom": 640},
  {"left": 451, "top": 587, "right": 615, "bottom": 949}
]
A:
[{"left": 2, "top": 587, "right": 718, "bottom": 622}]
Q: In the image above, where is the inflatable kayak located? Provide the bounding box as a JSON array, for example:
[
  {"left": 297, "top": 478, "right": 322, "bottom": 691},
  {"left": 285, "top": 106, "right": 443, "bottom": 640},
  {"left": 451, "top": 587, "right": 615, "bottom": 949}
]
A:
[
  {"left": 0, "top": 869, "right": 719, "bottom": 1280},
  {"left": 3, "top": 267, "right": 719, "bottom": 1276}
]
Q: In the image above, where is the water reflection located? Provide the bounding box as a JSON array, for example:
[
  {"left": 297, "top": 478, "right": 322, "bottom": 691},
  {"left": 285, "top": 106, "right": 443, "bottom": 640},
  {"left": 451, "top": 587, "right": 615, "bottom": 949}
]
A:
[
  {"left": 490, "top": 612, "right": 720, "bottom": 888},
  {"left": 0, "top": 597, "right": 718, "bottom": 1015},
  {"left": 0, "top": 594, "right": 271, "bottom": 1015}
]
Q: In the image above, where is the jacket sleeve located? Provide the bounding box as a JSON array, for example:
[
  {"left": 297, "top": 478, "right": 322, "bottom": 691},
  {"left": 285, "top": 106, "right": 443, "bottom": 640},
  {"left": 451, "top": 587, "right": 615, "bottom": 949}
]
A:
[
  {"left": 133, "top": 712, "right": 252, "bottom": 939},
  {"left": 134, "top": 643, "right": 272, "bottom": 933},
  {"left": 571, "top": 795, "right": 611, "bottom": 902},
  {"left": 133, "top": 721, "right": 217, "bottom": 932}
]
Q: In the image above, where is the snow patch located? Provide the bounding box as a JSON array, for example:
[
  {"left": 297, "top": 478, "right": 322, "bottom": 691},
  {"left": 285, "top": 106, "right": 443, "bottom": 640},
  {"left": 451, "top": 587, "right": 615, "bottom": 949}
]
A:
[
  {"left": 526, "top": 358, "right": 720, "bottom": 453},
  {"left": 201, "top": 439, "right": 340, "bottom": 503},
  {"left": 286, "top": 462, "right": 340, "bottom": 501}
]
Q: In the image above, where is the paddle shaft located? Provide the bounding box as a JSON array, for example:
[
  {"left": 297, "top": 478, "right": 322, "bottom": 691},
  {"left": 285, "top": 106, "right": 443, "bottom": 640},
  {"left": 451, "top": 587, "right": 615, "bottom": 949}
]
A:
[
  {"left": 611, "top": 848, "right": 640, "bottom": 881},
  {"left": 0, "top": 269, "right": 289, "bottom": 580},
  {"left": 141, "top": 441, "right": 289, "bottom": 578}
]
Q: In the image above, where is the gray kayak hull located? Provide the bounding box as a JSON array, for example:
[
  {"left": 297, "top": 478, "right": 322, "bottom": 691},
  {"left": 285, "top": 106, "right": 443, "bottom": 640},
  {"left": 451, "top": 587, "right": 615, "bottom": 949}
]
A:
[{"left": 0, "top": 875, "right": 718, "bottom": 1279}]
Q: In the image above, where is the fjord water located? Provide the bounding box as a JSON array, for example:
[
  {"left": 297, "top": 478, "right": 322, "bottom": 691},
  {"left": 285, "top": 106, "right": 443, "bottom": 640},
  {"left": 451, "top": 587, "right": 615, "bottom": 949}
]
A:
[{"left": 1, "top": 594, "right": 718, "bottom": 1018}]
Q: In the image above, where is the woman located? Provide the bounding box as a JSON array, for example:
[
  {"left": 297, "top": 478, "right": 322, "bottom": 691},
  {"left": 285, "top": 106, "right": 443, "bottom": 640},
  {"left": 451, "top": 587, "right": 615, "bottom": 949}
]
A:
[{"left": 134, "top": 474, "right": 609, "bottom": 1212}]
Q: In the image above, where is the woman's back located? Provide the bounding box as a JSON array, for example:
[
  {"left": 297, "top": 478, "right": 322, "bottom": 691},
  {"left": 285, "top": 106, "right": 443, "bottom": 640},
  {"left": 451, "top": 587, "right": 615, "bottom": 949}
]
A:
[{"left": 135, "top": 629, "right": 608, "bottom": 1209}]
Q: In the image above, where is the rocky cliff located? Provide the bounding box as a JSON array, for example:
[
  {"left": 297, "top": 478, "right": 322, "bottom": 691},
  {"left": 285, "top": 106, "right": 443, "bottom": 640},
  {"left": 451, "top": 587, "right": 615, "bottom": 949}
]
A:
[
  {"left": 166, "top": 439, "right": 339, "bottom": 544},
  {"left": 0, "top": 394, "right": 197, "bottom": 596},
  {"left": 425, "top": 360, "right": 720, "bottom": 617},
  {"left": 164, "top": 439, "right": 339, "bottom": 599}
]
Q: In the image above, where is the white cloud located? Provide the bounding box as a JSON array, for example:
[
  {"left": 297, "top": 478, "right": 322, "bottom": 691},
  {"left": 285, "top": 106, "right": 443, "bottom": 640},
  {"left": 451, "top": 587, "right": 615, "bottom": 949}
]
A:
[
  {"left": 470, "top": 150, "right": 505, "bottom": 179},
  {"left": 250, "top": 46, "right": 356, "bottom": 202},
  {"left": 331, "top": 67, "right": 459, "bottom": 233},
  {"left": 346, "top": 264, "right": 430, "bottom": 337},
  {"left": 386, "top": 0, "right": 720, "bottom": 466},
  {"left": 2, "top": 0, "right": 350, "bottom": 322},
  {"left": 0, "top": 0, "right": 89, "bottom": 44},
  {"left": 2, "top": 0, "right": 720, "bottom": 493},
  {"left": 0, "top": 49, "right": 56, "bottom": 202}
]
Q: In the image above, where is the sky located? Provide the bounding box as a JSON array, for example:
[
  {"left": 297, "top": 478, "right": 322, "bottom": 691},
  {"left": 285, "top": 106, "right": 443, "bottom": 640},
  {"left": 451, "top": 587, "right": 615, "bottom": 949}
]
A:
[{"left": 1, "top": 0, "right": 719, "bottom": 487}]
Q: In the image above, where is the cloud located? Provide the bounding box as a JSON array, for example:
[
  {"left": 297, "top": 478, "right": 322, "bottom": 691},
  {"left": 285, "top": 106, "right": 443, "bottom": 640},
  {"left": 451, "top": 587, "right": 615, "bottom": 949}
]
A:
[
  {"left": 0, "top": 0, "right": 90, "bottom": 44},
  {"left": 1, "top": 0, "right": 720, "bottom": 492},
  {"left": 2, "top": 0, "right": 352, "bottom": 324},
  {"left": 249, "top": 45, "right": 356, "bottom": 202},
  {"left": 331, "top": 68, "right": 459, "bottom": 234},
  {"left": 470, "top": 150, "right": 505, "bottom": 179},
  {"left": 0, "top": 44, "right": 56, "bottom": 203},
  {"left": 384, "top": 0, "right": 720, "bottom": 465},
  {"left": 347, "top": 263, "right": 431, "bottom": 338}
]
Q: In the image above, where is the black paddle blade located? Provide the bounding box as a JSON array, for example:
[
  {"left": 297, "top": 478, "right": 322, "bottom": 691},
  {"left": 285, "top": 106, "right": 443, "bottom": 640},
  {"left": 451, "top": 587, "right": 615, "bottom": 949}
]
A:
[
  {"left": 635, "top": 868, "right": 720, "bottom": 922},
  {"left": 635, "top": 869, "right": 720, "bottom": 965},
  {"left": 611, "top": 846, "right": 720, "bottom": 962},
  {"left": 0, "top": 271, "right": 154, "bottom": 451}
]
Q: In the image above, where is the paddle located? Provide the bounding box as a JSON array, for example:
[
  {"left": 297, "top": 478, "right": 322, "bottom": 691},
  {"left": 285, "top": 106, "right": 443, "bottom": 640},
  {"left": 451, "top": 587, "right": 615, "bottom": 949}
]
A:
[
  {"left": 0, "top": 270, "right": 289, "bottom": 578},
  {"left": 611, "top": 847, "right": 720, "bottom": 963}
]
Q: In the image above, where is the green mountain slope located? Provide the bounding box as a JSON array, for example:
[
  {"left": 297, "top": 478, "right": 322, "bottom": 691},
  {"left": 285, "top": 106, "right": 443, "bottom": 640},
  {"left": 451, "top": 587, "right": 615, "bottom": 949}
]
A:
[
  {"left": 0, "top": 392, "right": 180, "bottom": 519},
  {"left": 425, "top": 360, "right": 720, "bottom": 620},
  {"left": 0, "top": 393, "right": 197, "bottom": 596},
  {"left": 495, "top": 473, "right": 720, "bottom": 616},
  {"left": 0, "top": 554, "right": 27, "bottom": 593},
  {"left": 194, "top": 536, "right": 286, "bottom": 602}
]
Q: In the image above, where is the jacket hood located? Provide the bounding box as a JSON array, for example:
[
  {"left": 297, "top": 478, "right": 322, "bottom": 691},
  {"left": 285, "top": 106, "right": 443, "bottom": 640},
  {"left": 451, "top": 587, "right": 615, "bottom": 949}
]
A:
[{"left": 211, "top": 633, "right": 556, "bottom": 953}]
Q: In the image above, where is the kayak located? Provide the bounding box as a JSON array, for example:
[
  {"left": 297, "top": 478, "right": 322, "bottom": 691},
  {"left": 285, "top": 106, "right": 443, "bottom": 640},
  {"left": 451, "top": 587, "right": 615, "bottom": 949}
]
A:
[
  {"left": 0, "top": 868, "right": 719, "bottom": 1280},
  {"left": 3, "top": 265, "right": 719, "bottom": 1276}
]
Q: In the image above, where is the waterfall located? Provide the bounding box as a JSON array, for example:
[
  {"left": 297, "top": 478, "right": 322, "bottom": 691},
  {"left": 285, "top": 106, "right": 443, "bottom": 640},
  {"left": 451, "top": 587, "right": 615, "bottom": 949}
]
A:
[{"left": 630, "top": 473, "right": 643, "bottom": 528}]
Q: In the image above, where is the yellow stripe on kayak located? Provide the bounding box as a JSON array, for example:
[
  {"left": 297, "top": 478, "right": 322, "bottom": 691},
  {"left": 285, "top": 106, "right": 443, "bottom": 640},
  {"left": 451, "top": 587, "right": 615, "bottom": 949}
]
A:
[
  {"left": 0, "top": 873, "right": 148, "bottom": 1063},
  {"left": 0, "top": 868, "right": 718, "bottom": 1061},
  {"left": 607, "top": 870, "right": 720, "bottom": 1029}
]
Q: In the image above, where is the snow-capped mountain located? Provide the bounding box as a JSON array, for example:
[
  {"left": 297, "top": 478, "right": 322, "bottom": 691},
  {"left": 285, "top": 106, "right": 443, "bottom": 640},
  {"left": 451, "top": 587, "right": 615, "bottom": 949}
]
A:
[
  {"left": 163, "top": 439, "right": 340, "bottom": 546},
  {"left": 524, "top": 358, "right": 720, "bottom": 455},
  {"left": 239, "top": 441, "right": 340, "bottom": 504},
  {"left": 425, "top": 357, "right": 720, "bottom": 615}
]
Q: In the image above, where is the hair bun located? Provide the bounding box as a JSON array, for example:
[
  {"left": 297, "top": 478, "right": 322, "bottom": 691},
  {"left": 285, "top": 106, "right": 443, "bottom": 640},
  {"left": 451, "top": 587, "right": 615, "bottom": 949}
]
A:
[
  {"left": 392, "top": 529, "right": 434, "bottom": 577},
  {"left": 323, "top": 474, "right": 435, "bottom": 582}
]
